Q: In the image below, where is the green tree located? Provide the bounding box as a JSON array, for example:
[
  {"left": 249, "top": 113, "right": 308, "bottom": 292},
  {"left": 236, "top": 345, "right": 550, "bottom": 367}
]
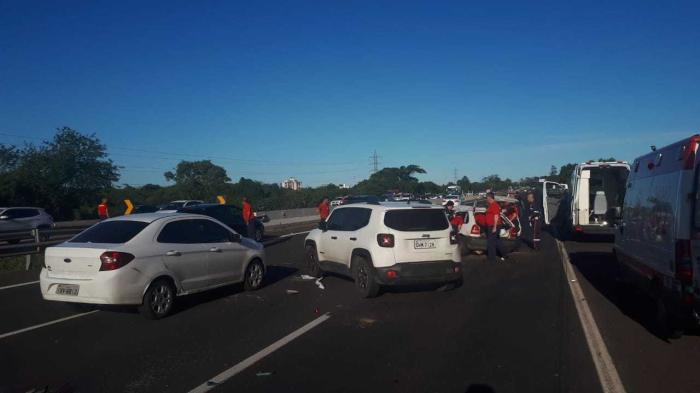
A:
[
  {"left": 457, "top": 176, "right": 471, "bottom": 192},
  {"left": 164, "top": 160, "right": 231, "bottom": 200},
  {"left": 1, "top": 127, "right": 120, "bottom": 219}
]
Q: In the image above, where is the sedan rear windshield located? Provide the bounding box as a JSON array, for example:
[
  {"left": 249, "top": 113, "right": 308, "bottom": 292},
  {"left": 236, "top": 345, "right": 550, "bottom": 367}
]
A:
[
  {"left": 71, "top": 221, "right": 149, "bottom": 244},
  {"left": 384, "top": 209, "right": 449, "bottom": 232}
]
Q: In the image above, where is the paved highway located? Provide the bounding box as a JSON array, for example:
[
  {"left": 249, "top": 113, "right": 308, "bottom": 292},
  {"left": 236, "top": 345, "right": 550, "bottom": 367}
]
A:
[{"left": 1, "top": 229, "right": 699, "bottom": 392}]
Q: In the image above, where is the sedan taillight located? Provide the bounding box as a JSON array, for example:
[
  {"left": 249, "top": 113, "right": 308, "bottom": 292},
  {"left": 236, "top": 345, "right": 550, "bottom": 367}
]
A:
[
  {"left": 100, "top": 251, "right": 135, "bottom": 271},
  {"left": 470, "top": 225, "right": 481, "bottom": 235}
]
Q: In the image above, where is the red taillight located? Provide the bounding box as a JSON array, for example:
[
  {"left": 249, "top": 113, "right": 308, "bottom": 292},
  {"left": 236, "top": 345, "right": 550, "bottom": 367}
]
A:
[
  {"left": 450, "top": 231, "right": 458, "bottom": 245},
  {"left": 470, "top": 225, "right": 481, "bottom": 235},
  {"left": 99, "top": 251, "right": 135, "bottom": 271},
  {"left": 675, "top": 240, "right": 693, "bottom": 285},
  {"left": 377, "top": 233, "right": 395, "bottom": 248},
  {"left": 575, "top": 226, "right": 584, "bottom": 233},
  {"left": 386, "top": 270, "right": 398, "bottom": 279}
]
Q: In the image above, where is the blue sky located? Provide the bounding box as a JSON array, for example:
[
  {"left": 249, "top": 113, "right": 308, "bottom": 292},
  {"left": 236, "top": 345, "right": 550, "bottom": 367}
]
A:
[{"left": 1, "top": 0, "right": 698, "bottom": 187}]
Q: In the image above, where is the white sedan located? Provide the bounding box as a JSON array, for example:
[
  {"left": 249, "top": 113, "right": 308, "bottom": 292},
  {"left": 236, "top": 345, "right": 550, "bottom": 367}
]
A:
[{"left": 40, "top": 213, "right": 266, "bottom": 319}]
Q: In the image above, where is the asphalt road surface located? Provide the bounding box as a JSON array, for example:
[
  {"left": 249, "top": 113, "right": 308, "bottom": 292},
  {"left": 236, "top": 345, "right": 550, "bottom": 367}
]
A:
[{"left": 0, "top": 229, "right": 697, "bottom": 392}]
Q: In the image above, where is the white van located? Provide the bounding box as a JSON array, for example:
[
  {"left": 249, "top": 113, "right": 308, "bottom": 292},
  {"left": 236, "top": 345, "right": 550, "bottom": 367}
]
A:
[
  {"left": 614, "top": 135, "right": 700, "bottom": 336},
  {"left": 567, "top": 161, "right": 630, "bottom": 235}
]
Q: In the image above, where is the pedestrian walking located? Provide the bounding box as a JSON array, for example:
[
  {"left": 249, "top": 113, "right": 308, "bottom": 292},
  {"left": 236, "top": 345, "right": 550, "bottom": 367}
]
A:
[
  {"left": 318, "top": 197, "right": 330, "bottom": 224},
  {"left": 485, "top": 192, "right": 508, "bottom": 262},
  {"left": 526, "top": 192, "right": 542, "bottom": 250},
  {"left": 98, "top": 198, "right": 109, "bottom": 220},
  {"left": 242, "top": 197, "right": 256, "bottom": 239}
]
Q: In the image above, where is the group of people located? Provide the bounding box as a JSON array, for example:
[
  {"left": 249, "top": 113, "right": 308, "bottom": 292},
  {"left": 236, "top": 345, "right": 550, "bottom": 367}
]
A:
[{"left": 444, "top": 191, "right": 542, "bottom": 263}]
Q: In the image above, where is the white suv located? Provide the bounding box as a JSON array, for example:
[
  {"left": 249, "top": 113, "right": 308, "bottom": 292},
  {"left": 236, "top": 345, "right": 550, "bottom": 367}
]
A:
[{"left": 303, "top": 203, "right": 462, "bottom": 297}]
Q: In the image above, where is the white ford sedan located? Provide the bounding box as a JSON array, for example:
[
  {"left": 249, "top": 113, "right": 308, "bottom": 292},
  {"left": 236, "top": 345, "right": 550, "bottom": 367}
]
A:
[{"left": 40, "top": 213, "right": 266, "bottom": 319}]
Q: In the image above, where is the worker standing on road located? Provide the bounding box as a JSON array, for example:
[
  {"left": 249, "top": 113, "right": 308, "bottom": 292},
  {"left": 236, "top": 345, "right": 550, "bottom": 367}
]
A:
[
  {"left": 485, "top": 192, "right": 507, "bottom": 262},
  {"left": 526, "top": 192, "right": 542, "bottom": 250},
  {"left": 242, "top": 197, "right": 256, "bottom": 238},
  {"left": 97, "top": 198, "right": 109, "bottom": 220},
  {"left": 318, "top": 197, "right": 330, "bottom": 223}
]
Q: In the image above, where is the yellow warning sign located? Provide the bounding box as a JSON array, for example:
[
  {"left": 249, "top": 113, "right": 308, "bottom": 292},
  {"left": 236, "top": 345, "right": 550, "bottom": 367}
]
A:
[
  {"left": 124, "top": 199, "right": 134, "bottom": 215},
  {"left": 216, "top": 195, "right": 226, "bottom": 205}
]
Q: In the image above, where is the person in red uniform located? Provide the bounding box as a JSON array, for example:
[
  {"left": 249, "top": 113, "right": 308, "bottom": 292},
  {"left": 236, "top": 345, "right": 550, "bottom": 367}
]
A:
[
  {"left": 242, "top": 197, "right": 256, "bottom": 238},
  {"left": 444, "top": 200, "right": 464, "bottom": 230},
  {"left": 97, "top": 198, "right": 109, "bottom": 220},
  {"left": 485, "top": 192, "right": 507, "bottom": 262},
  {"left": 318, "top": 198, "right": 330, "bottom": 223}
]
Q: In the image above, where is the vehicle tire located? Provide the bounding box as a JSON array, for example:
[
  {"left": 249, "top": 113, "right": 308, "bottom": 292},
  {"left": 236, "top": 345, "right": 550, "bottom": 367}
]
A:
[
  {"left": 139, "top": 279, "right": 176, "bottom": 320},
  {"left": 458, "top": 236, "right": 470, "bottom": 256},
  {"left": 244, "top": 259, "right": 265, "bottom": 291},
  {"left": 255, "top": 228, "right": 264, "bottom": 242},
  {"left": 352, "top": 256, "right": 380, "bottom": 298},
  {"left": 304, "top": 245, "right": 322, "bottom": 278}
]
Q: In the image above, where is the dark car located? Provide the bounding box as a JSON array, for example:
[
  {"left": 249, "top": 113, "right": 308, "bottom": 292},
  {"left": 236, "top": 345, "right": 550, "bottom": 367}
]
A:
[
  {"left": 178, "top": 204, "right": 265, "bottom": 242},
  {"left": 132, "top": 205, "right": 159, "bottom": 214}
]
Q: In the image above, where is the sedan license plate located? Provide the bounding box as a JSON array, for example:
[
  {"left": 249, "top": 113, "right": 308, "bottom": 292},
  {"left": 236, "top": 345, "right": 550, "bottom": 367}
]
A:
[
  {"left": 414, "top": 239, "right": 437, "bottom": 249},
  {"left": 56, "top": 284, "right": 79, "bottom": 296}
]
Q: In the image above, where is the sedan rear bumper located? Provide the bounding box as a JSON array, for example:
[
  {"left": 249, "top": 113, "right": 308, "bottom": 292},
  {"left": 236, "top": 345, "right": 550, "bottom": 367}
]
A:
[{"left": 40, "top": 269, "right": 145, "bottom": 305}]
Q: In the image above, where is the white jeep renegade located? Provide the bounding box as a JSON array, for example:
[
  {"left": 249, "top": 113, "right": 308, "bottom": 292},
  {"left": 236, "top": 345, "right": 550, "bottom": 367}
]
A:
[{"left": 304, "top": 202, "right": 462, "bottom": 297}]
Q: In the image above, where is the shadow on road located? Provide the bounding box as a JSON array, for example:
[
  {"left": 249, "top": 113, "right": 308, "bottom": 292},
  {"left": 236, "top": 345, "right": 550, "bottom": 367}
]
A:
[
  {"left": 568, "top": 250, "right": 688, "bottom": 341},
  {"left": 465, "top": 384, "right": 496, "bottom": 393},
  {"left": 174, "top": 265, "right": 298, "bottom": 313}
]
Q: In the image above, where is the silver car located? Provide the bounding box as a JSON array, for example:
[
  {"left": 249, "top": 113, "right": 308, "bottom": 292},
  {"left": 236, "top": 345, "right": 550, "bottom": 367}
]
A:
[{"left": 0, "top": 207, "right": 54, "bottom": 243}]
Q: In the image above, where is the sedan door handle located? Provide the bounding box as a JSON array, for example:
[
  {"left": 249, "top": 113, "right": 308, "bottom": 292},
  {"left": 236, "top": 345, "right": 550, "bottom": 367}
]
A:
[
  {"left": 165, "top": 251, "right": 181, "bottom": 257},
  {"left": 331, "top": 236, "right": 338, "bottom": 240},
  {"left": 350, "top": 237, "right": 357, "bottom": 241},
  {"left": 209, "top": 247, "right": 222, "bottom": 253}
]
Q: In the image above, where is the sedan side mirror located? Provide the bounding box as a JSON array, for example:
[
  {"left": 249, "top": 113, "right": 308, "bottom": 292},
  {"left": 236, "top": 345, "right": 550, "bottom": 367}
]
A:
[
  {"left": 230, "top": 233, "right": 242, "bottom": 242},
  {"left": 318, "top": 221, "right": 328, "bottom": 232}
]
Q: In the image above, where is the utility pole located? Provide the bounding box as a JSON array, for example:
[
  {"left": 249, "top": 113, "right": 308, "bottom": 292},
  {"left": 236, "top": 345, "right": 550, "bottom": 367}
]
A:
[
  {"left": 369, "top": 150, "right": 380, "bottom": 173},
  {"left": 453, "top": 168, "right": 458, "bottom": 184}
]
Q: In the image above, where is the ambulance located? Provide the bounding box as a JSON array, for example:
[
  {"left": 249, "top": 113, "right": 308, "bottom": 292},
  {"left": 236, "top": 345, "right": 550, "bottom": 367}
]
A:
[{"left": 614, "top": 135, "right": 700, "bottom": 337}]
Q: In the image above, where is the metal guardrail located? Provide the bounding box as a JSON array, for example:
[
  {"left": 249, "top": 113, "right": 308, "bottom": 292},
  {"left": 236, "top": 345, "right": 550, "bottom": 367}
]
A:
[{"left": 0, "top": 225, "right": 92, "bottom": 260}]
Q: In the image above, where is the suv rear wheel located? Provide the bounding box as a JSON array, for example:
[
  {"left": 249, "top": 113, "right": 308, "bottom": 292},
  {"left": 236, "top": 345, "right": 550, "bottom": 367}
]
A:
[{"left": 353, "top": 255, "right": 379, "bottom": 298}]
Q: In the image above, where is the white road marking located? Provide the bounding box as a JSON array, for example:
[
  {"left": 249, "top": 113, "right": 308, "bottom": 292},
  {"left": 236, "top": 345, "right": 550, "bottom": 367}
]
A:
[
  {"left": 189, "top": 313, "right": 331, "bottom": 393},
  {"left": 0, "top": 280, "right": 39, "bottom": 291},
  {"left": 0, "top": 310, "right": 99, "bottom": 340},
  {"left": 556, "top": 239, "right": 626, "bottom": 393}
]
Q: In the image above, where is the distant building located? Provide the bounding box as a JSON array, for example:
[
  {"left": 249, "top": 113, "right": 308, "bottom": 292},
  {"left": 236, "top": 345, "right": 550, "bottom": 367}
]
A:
[
  {"left": 281, "top": 177, "right": 302, "bottom": 190},
  {"left": 338, "top": 183, "right": 350, "bottom": 189}
]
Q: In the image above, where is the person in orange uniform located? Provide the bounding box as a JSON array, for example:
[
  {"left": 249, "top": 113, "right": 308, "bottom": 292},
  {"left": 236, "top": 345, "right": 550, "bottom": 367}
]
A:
[
  {"left": 444, "top": 200, "right": 464, "bottom": 231},
  {"left": 485, "top": 192, "right": 507, "bottom": 262},
  {"left": 97, "top": 198, "right": 109, "bottom": 220},
  {"left": 318, "top": 197, "right": 330, "bottom": 224},
  {"left": 242, "top": 197, "right": 256, "bottom": 238}
]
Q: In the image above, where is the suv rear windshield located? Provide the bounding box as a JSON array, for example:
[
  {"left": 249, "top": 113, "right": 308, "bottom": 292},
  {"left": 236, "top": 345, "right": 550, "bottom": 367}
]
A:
[
  {"left": 71, "top": 221, "right": 149, "bottom": 244},
  {"left": 384, "top": 209, "right": 449, "bottom": 231}
]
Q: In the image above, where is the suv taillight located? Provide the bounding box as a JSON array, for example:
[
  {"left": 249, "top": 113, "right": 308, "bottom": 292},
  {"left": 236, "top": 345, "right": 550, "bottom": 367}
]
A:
[
  {"left": 470, "top": 225, "right": 481, "bottom": 235},
  {"left": 100, "top": 251, "right": 135, "bottom": 271},
  {"left": 377, "top": 234, "right": 395, "bottom": 248},
  {"left": 450, "top": 231, "right": 458, "bottom": 245}
]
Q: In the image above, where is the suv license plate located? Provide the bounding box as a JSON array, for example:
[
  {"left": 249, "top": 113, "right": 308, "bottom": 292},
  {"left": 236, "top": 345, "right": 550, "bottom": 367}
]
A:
[
  {"left": 414, "top": 239, "right": 437, "bottom": 249},
  {"left": 56, "top": 284, "right": 79, "bottom": 296}
]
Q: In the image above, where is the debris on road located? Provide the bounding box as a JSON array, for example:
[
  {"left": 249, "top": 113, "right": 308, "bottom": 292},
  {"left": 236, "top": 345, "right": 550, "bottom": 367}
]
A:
[
  {"left": 359, "top": 317, "right": 376, "bottom": 328},
  {"left": 286, "top": 289, "right": 300, "bottom": 295},
  {"left": 315, "top": 277, "right": 325, "bottom": 290}
]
